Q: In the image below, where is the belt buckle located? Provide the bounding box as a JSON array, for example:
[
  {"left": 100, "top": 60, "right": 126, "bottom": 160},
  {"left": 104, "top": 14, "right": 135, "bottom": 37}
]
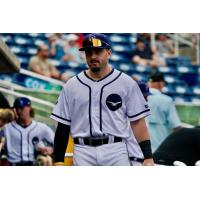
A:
[
  {"left": 88, "top": 138, "right": 93, "bottom": 146},
  {"left": 101, "top": 138, "right": 104, "bottom": 145}
]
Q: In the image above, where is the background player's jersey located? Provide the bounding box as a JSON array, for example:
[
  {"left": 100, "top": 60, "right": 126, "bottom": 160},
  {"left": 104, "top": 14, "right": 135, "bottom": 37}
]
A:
[
  {"left": 51, "top": 68, "right": 150, "bottom": 139},
  {"left": 2, "top": 120, "right": 54, "bottom": 163}
]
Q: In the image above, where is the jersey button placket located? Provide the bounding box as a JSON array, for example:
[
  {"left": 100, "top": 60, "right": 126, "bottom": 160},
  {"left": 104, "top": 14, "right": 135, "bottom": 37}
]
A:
[{"left": 91, "top": 83, "right": 100, "bottom": 136}]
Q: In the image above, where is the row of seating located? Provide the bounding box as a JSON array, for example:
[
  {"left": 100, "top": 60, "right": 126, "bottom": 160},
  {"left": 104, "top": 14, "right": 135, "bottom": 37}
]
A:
[{"left": 0, "top": 33, "right": 199, "bottom": 103}]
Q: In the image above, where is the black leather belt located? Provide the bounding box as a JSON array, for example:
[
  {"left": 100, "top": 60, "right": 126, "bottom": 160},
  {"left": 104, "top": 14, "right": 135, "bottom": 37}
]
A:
[
  {"left": 10, "top": 161, "right": 34, "bottom": 166},
  {"left": 74, "top": 136, "right": 122, "bottom": 147},
  {"left": 129, "top": 157, "right": 144, "bottom": 163}
]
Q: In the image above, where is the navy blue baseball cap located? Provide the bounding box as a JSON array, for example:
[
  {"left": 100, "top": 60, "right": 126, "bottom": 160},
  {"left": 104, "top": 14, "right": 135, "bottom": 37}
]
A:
[
  {"left": 138, "top": 81, "right": 151, "bottom": 96},
  {"left": 148, "top": 72, "right": 164, "bottom": 82},
  {"left": 79, "top": 33, "right": 111, "bottom": 51},
  {"left": 13, "top": 97, "right": 31, "bottom": 109}
]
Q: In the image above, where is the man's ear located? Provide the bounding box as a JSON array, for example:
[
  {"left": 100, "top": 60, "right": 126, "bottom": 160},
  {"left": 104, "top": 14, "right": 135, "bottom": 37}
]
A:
[{"left": 107, "top": 49, "right": 112, "bottom": 57}]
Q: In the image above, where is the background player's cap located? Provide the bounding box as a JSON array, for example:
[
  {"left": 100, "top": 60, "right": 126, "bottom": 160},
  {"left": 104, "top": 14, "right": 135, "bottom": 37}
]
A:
[
  {"left": 137, "top": 81, "right": 151, "bottom": 96},
  {"left": 79, "top": 33, "right": 111, "bottom": 51},
  {"left": 148, "top": 72, "right": 165, "bottom": 82},
  {"left": 13, "top": 97, "right": 31, "bottom": 109}
]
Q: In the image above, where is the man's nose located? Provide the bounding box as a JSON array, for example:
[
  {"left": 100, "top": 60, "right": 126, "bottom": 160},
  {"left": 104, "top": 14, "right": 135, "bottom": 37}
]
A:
[{"left": 90, "top": 52, "right": 98, "bottom": 59}]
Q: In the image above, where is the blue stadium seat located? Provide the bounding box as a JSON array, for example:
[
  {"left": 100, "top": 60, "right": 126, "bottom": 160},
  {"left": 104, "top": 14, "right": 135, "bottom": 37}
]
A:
[
  {"left": 18, "top": 56, "right": 29, "bottom": 68},
  {"left": 109, "top": 33, "right": 133, "bottom": 44},
  {"left": 34, "top": 39, "right": 46, "bottom": 46},
  {"left": 112, "top": 44, "right": 133, "bottom": 53},
  {"left": 0, "top": 35, "right": 12, "bottom": 43},
  {"left": 176, "top": 65, "right": 194, "bottom": 73},
  {"left": 131, "top": 73, "right": 147, "bottom": 81},
  {"left": 191, "top": 97, "right": 200, "bottom": 103},
  {"left": 119, "top": 63, "right": 132, "bottom": 73},
  {"left": 163, "top": 85, "right": 176, "bottom": 95},
  {"left": 27, "top": 47, "right": 37, "bottom": 55},
  {"left": 166, "top": 56, "right": 191, "bottom": 67},
  {"left": 62, "top": 69, "right": 78, "bottom": 77},
  {"left": 193, "top": 87, "right": 200, "bottom": 95},
  {"left": 164, "top": 75, "right": 176, "bottom": 84},
  {"left": 10, "top": 46, "right": 24, "bottom": 54},
  {"left": 110, "top": 53, "right": 129, "bottom": 63},
  {"left": 13, "top": 36, "right": 33, "bottom": 46},
  {"left": 50, "top": 60, "right": 61, "bottom": 68},
  {"left": 175, "top": 85, "right": 192, "bottom": 95},
  {"left": 135, "top": 65, "right": 150, "bottom": 73},
  {"left": 174, "top": 95, "right": 191, "bottom": 103}
]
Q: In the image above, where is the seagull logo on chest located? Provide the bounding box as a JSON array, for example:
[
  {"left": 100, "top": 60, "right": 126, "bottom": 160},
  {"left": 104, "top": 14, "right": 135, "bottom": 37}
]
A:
[
  {"left": 106, "top": 94, "right": 122, "bottom": 111},
  {"left": 107, "top": 101, "right": 122, "bottom": 106}
]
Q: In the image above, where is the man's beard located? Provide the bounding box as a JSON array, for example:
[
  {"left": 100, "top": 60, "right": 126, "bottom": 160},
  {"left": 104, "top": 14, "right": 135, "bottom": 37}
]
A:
[{"left": 90, "top": 67, "right": 101, "bottom": 73}]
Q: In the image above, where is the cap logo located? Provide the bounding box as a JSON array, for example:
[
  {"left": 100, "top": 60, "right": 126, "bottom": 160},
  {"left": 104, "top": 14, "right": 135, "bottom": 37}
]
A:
[{"left": 90, "top": 38, "right": 102, "bottom": 47}]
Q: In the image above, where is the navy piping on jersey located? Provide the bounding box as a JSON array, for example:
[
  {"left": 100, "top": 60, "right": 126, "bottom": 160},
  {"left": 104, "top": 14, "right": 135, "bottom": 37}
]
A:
[
  {"left": 27, "top": 122, "right": 38, "bottom": 161},
  {"left": 11, "top": 123, "right": 23, "bottom": 162},
  {"left": 76, "top": 75, "right": 93, "bottom": 137},
  {"left": 99, "top": 71, "right": 122, "bottom": 131},
  {"left": 128, "top": 109, "right": 150, "bottom": 118},
  {"left": 84, "top": 68, "right": 114, "bottom": 82},
  {"left": 16, "top": 121, "right": 32, "bottom": 129},
  {"left": 51, "top": 113, "right": 71, "bottom": 122}
]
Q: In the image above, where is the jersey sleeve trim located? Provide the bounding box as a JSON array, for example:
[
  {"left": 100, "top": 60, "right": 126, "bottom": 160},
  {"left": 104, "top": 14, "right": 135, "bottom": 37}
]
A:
[
  {"left": 50, "top": 113, "right": 71, "bottom": 126},
  {"left": 128, "top": 109, "right": 150, "bottom": 120},
  {"left": 51, "top": 113, "right": 71, "bottom": 122}
]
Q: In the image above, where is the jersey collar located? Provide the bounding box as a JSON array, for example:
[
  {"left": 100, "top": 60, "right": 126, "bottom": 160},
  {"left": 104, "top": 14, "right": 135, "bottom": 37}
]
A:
[
  {"left": 149, "top": 88, "right": 162, "bottom": 95},
  {"left": 83, "top": 68, "right": 114, "bottom": 82}
]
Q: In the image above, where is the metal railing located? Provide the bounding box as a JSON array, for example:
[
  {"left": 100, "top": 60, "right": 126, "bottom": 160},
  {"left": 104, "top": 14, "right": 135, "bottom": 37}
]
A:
[
  {"left": 0, "top": 87, "right": 55, "bottom": 108},
  {"left": 150, "top": 33, "right": 200, "bottom": 64},
  {"left": 20, "top": 68, "right": 64, "bottom": 87}
]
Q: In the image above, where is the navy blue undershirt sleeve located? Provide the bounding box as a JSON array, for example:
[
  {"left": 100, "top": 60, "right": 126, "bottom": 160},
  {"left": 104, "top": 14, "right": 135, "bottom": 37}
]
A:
[{"left": 53, "top": 122, "right": 70, "bottom": 163}]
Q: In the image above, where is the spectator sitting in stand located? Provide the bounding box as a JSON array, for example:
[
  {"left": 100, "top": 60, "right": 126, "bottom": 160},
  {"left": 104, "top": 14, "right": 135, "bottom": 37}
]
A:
[
  {"left": 155, "top": 34, "right": 174, "bottom": 60},
  {"left": 64, "top": 34, "right": 84, "bottom": 64},
  {"left": 49, "top": 34, "right": 65, "bottom": 60},
  {"left": 132, "top": 38, "right": 165, "bottom": 68},
  {"left": 48, "top": 33, "right": 69, "bottom": 61},
  {"left": 28, "top": 44, "right": 70, "bottom": 81}
]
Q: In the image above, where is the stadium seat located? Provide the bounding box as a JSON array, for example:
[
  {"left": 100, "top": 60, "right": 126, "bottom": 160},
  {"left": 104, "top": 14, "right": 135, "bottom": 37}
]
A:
[
  {"left": 14, "top": 36, "right": 32, "bottom": 46},
  {"left": 27, "top": 47, "right": 37, "bottom": 55},
  {"left": 119, "top": 63, "right": 132, "bottom": 73},
  {"left": 193, "top": 87, "right": 200, "bottom": 95},
  {"left": 135, "top": 65, "right": 150, "bottom": 73},
  {"left": 177, "top": 65, "right": 193, "bottom": 73},
  {"left": 177, "top": 86, "right": 186, "bottom": 94},
  {"left": 34, "top": 39, "right": 46, "bottom": 46},
  {"left": 164, "top": 75, "right": 177, "bottom": 84}
]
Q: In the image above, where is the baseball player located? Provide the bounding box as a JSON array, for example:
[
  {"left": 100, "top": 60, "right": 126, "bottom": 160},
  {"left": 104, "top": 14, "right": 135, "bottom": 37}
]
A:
[
  {"left": 0, "top": 97, "right": 54, "bottom": 166},
  {"left": 51, "top": 33, "right": 154, "bottom": 166},
  {"left": 126, "top": 81, "right": 152, "bottom": 166}
]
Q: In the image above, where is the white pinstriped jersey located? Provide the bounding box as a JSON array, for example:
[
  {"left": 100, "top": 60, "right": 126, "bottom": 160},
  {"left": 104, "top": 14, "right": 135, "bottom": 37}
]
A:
[
  {"left": 1, "top": 120, "right": 54, "bottom": 163},
  {"left": 51, "top": 68, "right": 150, "bottom": 139}
]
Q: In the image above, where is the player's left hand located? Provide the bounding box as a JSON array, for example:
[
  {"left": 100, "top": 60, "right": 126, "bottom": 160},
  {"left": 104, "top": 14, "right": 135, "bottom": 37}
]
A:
[{"left": 143, "top": 158, "right": 154, "bottom": 166}]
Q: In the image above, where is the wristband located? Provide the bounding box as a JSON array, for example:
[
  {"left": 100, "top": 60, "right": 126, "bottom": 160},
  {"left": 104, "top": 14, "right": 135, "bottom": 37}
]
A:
[
  {"left": 54, "top": 162, "right": 65, "bottom": 166},
  {"left": 139, "top": 140, "right": 153, "bottom": 159}
]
